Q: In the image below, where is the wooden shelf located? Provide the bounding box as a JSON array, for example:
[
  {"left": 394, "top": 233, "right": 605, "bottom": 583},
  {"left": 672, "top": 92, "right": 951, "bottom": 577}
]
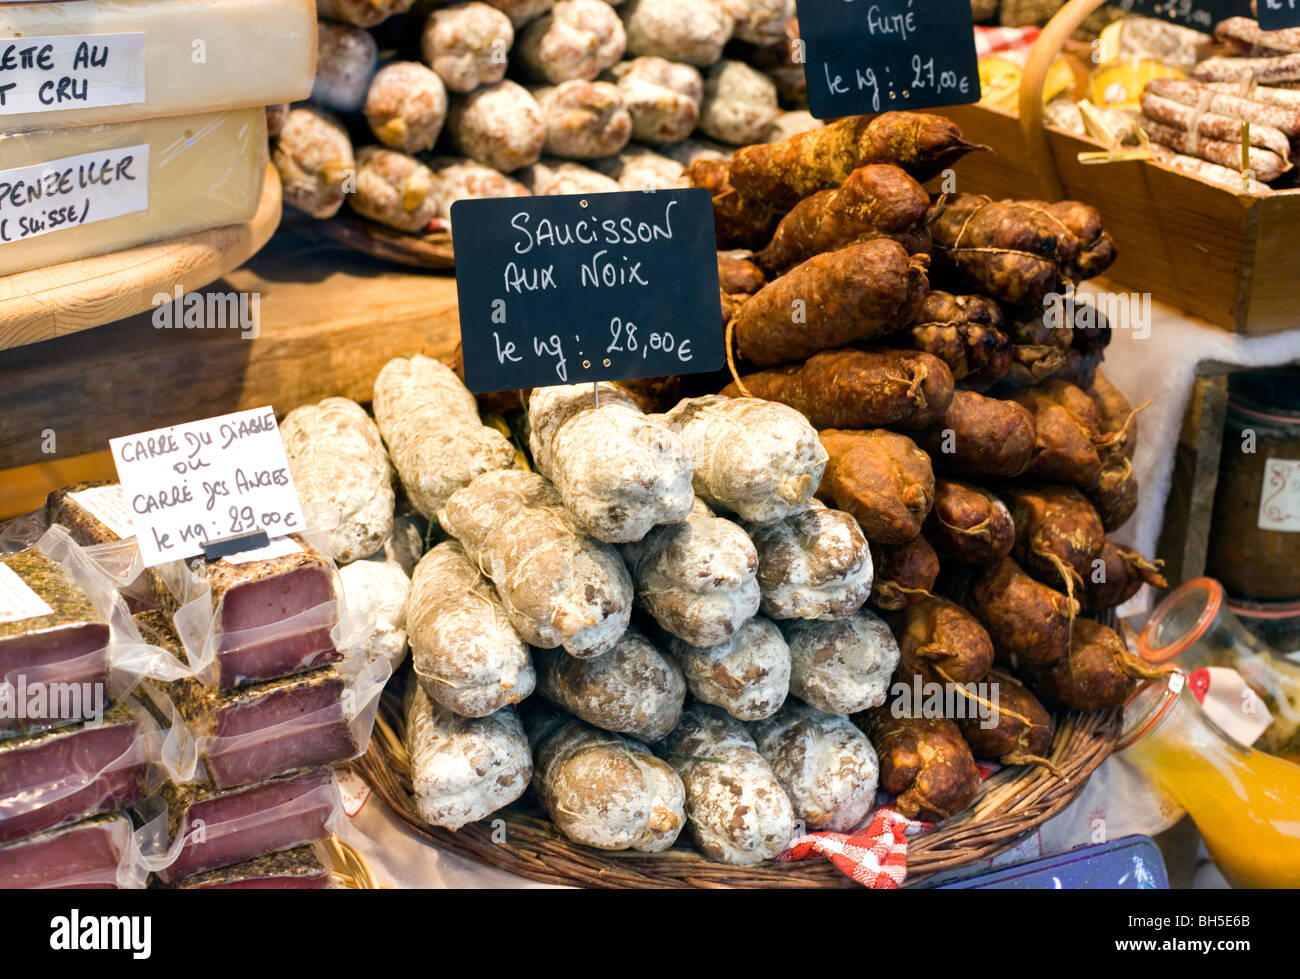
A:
[
  {"left": 0, "top": 164, "right": 283, "bottom": 351},
  {"left": 0, "top": 229, "right": 461, "bottom": 472}
]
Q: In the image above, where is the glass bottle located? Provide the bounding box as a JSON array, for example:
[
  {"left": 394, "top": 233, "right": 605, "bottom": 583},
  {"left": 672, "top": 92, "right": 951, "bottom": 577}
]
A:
[
  {"left": 1139, "top": 577, "right": 1300, "bottom": 764},
  {"left": 1119, "top": 672, "right": 1300, "bottom": 889}
]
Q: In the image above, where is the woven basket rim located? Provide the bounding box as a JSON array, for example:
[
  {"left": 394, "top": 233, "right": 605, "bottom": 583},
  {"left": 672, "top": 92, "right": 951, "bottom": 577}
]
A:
[{"left": 351, "top": 694, "right": 1121, "bottom": 889}]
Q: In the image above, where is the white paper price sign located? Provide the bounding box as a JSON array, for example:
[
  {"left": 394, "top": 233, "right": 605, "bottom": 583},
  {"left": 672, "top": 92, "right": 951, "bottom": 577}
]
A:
[
  {"left": 109, "top": 407, "right": 305, "bottom": 567},
  {"left": 0, "top": 33, "right": 147, "bottom": 116},
  {"left": 1258, "top": 458, "right": 1300, "bottom": 533}
]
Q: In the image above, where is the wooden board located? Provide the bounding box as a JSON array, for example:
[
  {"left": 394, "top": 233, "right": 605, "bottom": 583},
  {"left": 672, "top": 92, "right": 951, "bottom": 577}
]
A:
[
  {"left": 0, "top": 230, "right": 462, "bottom": 472},
  {"left": 1155, "top": 373, "right": 1229, "bottom": 587},
  {"left": 311, "top": 212, "right": 455, "bottom": 269},
  {"left": 0, "top": 164, "right": 283, "bottom": 351}
]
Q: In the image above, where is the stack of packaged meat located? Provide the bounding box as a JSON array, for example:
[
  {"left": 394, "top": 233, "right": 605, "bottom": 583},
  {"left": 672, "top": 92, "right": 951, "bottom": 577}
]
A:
[
  {"left": 0, "top": 530, "right": 160, "bottom": 888},
  {"left": 0, "top": 429, "right": 414, "bottom": 887}
]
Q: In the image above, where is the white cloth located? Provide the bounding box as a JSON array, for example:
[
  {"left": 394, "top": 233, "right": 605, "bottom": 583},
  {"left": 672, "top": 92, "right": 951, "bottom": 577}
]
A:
[
  {"left": 335, "top": 777, "right": 563, "bottom": 888},
  {"left": 1078, "top": 279, "right": 1300, "bottom": 560}
]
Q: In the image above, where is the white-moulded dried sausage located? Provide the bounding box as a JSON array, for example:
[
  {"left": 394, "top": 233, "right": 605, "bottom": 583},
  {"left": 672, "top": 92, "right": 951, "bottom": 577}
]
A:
[
  {"left": 698, "top": 59, "right": 779, "bottom": 146},
  {"left": 438, "top": 469, "right": 634, "bottom": 657},
  {"left": 532, "top": 718, "right": 686, "bottom": 851},
  {"left": 405, "top": 682, "right": 531, "bottom": 830},
  {"left": 590, "top": 145, "right": 689, "bottom": 189},
  {"left": 743, "top": 500, "right": 873, "bottom": 621},
  {"left": 620, "top": 0, "right": 734, "bottom": 68},
  {"left": 782, "top": 610, "right": 900, "bottom": 715},
  {"left": 535, "top": 80, "right": 633, "bottom": 158},
  {"left": 421, "top": 2, "right": 514, "bottom": 93},
  {"left": 657, "top": 395, "right": 827, "bottom": 524},
  {"left": 482, "top": 0, "right": 556, "bottom": 27},
  {"left": 666, "top": 704, "right": 795, "bottom": 865},
  {"left": 280, "top": 396, "right": 394, "bottom": 564},
  {"left": 665, "top": 615, "right": 791, "bottom": 721},
  {"left": 428, "top": 156, "right": 531, "bottom": 218},
  {"left": 534, "top": 627, "right": 685, "bottom": 740},
  {"left": 349, "top": 146, "right": 441, "bottom": 233},
  {"left": 621, "top": 498, "right": 760, "bottom": 647},
  {"left": 408, "top": 541, "right": 536, "bottom": 717},
  {"left": 339, "top": 556, "right": 411, "bottom": 671},
  {"left": 273, "top": 106, "right": 356, "bottom": 219},
  {"left": 372, "top": 354, "right": 517, "bottom": 519},
  {"left": 517, "top": 157, "right": 622, "bottom": 194},
  {"left": 312, "top": 21, "right": 378, "bottom": 112},
  {"left": 517, "top": 0, "right": 627, "bottom": 82},
  {"left": 317, "top": 0, "right": 414, "bottom": 28},
  {"left": 751, "top": 700, "right": 880, "bottom": 832},
  {"left": 365, "top": 61, "right": 449, "bottom": 153},
  {"left": 607, "top": 56, "right": 704, "bottom": 144},
  {"left": 720, "top": 0, "right": 792, "bottom": 46},
  {"left": 446, "top": 80, "right": 547, "bottom": 172},
  {"left": 528, "top": 382, "right": 694, "bottom": 542}
]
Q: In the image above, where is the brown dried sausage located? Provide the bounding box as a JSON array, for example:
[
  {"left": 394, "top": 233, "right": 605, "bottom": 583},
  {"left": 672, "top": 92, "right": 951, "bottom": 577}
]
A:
[
  {"left": 924, "top": 479, "right": 1015, "bottom": 565},
  {"left": 915, "top": 390, "right": 1037, "bottom": 479},
  {"left": 817, "top": 429, "right": 935, "bottom": 544},
  {"left": 753, "top": 164, "right": 930, "bottom": 275},
  {"left": 907, "top": 291, "right": 1011, "bottom": 392},
  {"left": 723, "top": 348, "right": 954, "bottom": 430},
  {"left": 729, "top": 112, "right": 983, "bottom": 211},
  {"left": 869, "top": 536, "right": 939, "bottom": 612},
  {"left": 732, "top": 239, "right": 929, "bottom": 367}
]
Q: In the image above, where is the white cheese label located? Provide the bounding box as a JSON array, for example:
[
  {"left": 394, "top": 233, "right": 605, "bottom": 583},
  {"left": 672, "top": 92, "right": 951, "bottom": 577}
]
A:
[
  {"left": 67, "top": 484, "right": 135, "bottom": 540},
  {"left": 1257, "top": 458, "right": 1300, "bottom": 533},
  {"left": 0, "top": 143, "right": 149, "bottom": 246},
  {"left": 0, "top": 564, "right": 54, "bottom": 624},
  {"left": 220, "top": 536, "right": 302, "bottom": 566},
  {"left": 0, "top": 32, "right": 146, "bottom": 116},
  {"left": 109, "top": 406, "right": 306, "bottom": 568}
]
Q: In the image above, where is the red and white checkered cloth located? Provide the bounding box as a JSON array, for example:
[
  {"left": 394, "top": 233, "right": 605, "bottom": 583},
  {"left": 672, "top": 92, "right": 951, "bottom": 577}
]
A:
[
  {"left": 778, "top": 762, "right": 1000, "bottom": 888},
  {"left": 776, "top": 807, "right": 919, "bottom": 888},
  {"left": 974, "top": 24, "right": 1041, "bottom": 58}
]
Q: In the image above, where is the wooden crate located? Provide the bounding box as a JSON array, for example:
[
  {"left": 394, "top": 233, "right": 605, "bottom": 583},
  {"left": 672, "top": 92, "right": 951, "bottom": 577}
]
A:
[
  {"left": 929, "top": 0, "right": 1300, "bottom": 336},
  {"left": 933, "top": 103, "right": 1300, "bottom": 336}
]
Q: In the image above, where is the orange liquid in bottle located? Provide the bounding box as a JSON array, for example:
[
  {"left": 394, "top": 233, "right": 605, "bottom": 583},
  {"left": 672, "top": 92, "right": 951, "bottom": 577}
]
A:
[{"left": 1124, "top": 690, "right": 1300, "bottom": 889}]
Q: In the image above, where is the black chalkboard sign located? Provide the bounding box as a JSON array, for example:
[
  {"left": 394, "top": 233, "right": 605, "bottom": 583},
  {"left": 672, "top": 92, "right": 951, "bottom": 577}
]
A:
[
  {"left": 1258, "top": 0, "right": 1300, "bottom": 30},
  {"left": 451, "top": 189, "right": 723, "bottom": 393},
  {"left": 1111, "top": 0, "right": 1242, "bottom": 31},
  {"left": 795, "top": 0, "right": 981, "bottom": 120}
]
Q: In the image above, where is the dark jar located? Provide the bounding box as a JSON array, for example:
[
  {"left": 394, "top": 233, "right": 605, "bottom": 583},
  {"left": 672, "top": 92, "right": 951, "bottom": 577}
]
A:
[{"left": 1205, "top": 368, "right": 1300, "bottom": 602}]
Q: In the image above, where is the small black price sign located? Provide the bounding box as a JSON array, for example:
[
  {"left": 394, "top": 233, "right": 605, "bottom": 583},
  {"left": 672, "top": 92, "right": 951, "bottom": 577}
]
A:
[
  {"left": 795, "top": 0, "right": 980, "bottom": 120},
  {"left": 1111, "top": 0, "right": 1241, "bottom": 31},
  {"left": 451, "top": 189, "right": 723, "bottom": 393},
  {"left": 1258, "top": 0, "right": 1300, "bottom": 31}
]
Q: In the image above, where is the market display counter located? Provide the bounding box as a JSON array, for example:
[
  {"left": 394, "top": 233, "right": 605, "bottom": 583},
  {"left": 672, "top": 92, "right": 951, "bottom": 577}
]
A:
[{"left": 0, "top": 230, "right": 459, "bottom": 475}]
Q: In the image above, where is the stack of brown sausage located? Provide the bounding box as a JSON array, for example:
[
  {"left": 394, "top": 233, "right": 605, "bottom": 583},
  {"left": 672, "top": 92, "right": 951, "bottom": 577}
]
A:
[{"left": 709, "top": 110, "right": 1169, "bottom": 823}]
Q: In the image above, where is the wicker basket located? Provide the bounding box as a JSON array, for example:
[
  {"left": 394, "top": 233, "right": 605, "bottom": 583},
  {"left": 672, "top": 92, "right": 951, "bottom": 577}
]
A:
[{"left": 351, "top": 691, "right": 1121, "bottom": 889}]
